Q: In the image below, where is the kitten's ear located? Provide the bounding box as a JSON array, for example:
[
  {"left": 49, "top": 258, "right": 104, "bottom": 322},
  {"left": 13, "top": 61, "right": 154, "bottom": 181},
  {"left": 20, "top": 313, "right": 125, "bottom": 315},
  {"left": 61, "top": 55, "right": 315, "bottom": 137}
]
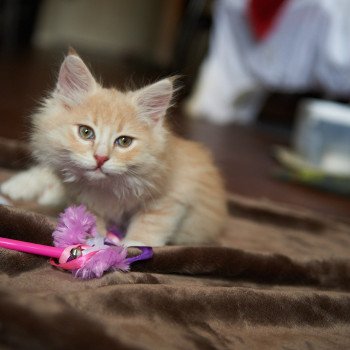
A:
[
  {"left": 55, "top": 52, "right": 97, "bottom": 107},
  {"left": 133, "top": 78, "right": 174, "bottom": 123}
]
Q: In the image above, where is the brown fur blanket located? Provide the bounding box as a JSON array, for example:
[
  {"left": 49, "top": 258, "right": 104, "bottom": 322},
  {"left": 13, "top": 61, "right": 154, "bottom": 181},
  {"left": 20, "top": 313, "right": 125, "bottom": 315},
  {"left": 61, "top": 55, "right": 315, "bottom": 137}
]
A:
[{"left": 0, "top": 137, "right": 350, "bottom": 349}]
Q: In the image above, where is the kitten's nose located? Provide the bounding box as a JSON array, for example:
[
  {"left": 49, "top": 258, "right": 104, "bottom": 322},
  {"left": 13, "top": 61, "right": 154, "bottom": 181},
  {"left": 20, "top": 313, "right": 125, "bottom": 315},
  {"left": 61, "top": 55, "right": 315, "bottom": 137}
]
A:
[{"left": 94, "top": 154, "right": 109, "bottom": 168}]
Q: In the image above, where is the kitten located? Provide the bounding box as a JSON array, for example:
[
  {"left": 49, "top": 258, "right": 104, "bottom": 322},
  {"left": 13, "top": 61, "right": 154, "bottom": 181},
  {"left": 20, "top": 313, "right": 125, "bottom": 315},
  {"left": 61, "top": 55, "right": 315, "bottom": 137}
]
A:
[{"left": 1, "top": 51, "right": 228, "bottom": 246}]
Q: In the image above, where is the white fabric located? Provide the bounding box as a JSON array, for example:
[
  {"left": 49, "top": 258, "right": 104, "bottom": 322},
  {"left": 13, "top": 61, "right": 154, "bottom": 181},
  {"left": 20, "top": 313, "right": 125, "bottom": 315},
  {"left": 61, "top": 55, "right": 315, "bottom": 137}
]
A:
[{"left": 187, "top": 0, "right": 350, "bottom": 124}]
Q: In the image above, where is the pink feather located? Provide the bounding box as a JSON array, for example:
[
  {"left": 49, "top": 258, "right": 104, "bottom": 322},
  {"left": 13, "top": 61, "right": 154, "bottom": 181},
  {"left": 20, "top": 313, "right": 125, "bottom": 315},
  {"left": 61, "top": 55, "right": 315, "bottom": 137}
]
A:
[
  {"left": 53, "top": 205, "right": 98, "bottom": 248},
  {"left": 73, "top": 246, "right": 129, "bottom": 279},
  {"left": 52, "top": 205, "right": 131, "bottom": 279}
]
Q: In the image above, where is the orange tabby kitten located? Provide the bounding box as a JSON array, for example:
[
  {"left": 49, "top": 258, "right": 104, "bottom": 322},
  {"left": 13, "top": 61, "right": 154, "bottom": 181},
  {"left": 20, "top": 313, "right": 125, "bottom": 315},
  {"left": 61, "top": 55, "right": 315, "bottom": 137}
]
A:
[{"left": 1, "top": 51, "right": 227, "bottom": 246}]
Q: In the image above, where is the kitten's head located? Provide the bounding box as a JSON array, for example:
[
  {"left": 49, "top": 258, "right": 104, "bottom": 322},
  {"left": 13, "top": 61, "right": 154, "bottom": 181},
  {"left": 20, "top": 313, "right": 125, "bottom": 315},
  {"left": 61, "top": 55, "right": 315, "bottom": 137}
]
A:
[{"left": 31, "top": 51, "right": 175, "bottom": 186}]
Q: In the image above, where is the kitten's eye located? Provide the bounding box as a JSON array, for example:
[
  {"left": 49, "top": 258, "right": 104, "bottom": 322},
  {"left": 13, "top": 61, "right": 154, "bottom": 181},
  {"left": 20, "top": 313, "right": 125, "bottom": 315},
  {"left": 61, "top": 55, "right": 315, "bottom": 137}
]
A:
[
  {"left": 115, "top": 136, "right": 133, "bottom": 148},
  {"left": 78, "top": 125, "right": 95, "bottom": 140}
]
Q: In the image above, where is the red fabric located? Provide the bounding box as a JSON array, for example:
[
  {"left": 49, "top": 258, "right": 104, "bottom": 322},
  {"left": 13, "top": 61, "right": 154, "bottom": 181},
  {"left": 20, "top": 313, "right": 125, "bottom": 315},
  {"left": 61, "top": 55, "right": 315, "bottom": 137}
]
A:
[{"left": 247, "top": 0, "right": 288, "bottom": 41}]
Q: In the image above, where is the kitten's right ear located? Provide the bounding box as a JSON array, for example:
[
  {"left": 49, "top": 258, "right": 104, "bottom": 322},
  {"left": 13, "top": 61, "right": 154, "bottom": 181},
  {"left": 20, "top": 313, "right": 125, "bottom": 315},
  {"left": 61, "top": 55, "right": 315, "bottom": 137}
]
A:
[{"left": 55, "top": 53, "right": 97, "bottom": 108}]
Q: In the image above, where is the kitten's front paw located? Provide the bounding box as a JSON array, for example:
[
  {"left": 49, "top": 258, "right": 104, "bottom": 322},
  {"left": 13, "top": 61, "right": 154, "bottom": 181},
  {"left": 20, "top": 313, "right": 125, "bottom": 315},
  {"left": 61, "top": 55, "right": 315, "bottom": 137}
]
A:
[
  {"left": 1, "top": 166, "right": 65, "bottom": 206},
  {"left": 0, "top": 194, "right": 11, "bottom": 205},
  {"left": 122, "top": 236, "right": 168, "bottom": 247},
  {"left": 122, "top": 239, "right": 147, "bottom": 247},
  {"left": 1, "top": 171, "right": 42, "bottom": 201},
  {"left": 38, "top": 182, "right": 65, "bottom": 206}
]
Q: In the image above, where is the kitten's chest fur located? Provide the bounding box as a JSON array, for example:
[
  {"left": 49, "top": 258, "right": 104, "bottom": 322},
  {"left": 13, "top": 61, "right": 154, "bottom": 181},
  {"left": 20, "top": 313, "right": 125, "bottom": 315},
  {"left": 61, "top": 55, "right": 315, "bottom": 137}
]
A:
[{"left": 63, "top": 174, "right": 160, "bottom": 226}]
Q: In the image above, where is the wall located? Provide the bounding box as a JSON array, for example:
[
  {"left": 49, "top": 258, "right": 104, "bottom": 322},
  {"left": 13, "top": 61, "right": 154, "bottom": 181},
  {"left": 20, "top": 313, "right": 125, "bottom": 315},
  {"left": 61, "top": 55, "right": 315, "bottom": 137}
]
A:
[{"left": 33, "top": 0, "right": 165, "bottom": 59}]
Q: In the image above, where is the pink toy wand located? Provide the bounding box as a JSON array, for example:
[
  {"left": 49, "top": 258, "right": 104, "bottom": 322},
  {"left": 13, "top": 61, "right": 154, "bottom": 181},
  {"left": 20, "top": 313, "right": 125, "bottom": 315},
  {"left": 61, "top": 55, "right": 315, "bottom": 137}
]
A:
[
  {"left": 0, "top": 205, "right": 153, "bottom": 279},
  {"left": 0, "top": 237, "right": 63, "bottom": 258},
  {"left": 0, "top": 237, "right": 152, "bottom": 277}
]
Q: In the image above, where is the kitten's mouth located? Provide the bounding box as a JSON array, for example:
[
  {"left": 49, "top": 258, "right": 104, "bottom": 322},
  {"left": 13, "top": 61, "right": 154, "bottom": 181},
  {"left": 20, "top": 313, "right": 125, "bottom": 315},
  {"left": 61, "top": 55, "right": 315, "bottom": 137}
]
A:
[
  {"left": 94, "top": 167, "right": 107, "bottom": 174},
  {"left": 84, "top": 167, "right": 108, "bottom": 179}
]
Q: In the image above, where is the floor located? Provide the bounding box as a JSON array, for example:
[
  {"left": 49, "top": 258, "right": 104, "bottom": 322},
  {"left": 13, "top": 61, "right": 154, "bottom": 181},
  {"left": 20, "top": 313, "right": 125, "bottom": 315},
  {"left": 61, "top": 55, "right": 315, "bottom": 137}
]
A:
[{"left": 0, "top": 48, "right": 349, "bottom": 222}]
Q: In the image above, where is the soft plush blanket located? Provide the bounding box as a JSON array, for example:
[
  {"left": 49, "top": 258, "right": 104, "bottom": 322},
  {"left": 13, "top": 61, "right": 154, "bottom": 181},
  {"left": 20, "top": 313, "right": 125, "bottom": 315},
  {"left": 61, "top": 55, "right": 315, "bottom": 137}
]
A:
[{"left": 0, "top": 137, "right": 349, "bottom": 350}]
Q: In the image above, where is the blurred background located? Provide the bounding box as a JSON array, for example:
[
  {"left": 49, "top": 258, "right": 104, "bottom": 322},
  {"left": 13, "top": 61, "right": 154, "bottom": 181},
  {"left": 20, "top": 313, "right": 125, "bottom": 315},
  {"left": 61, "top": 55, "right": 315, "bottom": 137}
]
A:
[{"left": 0, "top": 0, "right": 349, "bottom": 221}]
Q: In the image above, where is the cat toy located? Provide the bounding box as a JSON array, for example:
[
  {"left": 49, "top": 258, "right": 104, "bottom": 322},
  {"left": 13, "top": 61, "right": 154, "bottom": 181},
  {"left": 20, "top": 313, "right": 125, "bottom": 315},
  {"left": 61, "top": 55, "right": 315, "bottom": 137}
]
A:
[{"left": 0, "top": 205, "right": 153, "bottom": 279}]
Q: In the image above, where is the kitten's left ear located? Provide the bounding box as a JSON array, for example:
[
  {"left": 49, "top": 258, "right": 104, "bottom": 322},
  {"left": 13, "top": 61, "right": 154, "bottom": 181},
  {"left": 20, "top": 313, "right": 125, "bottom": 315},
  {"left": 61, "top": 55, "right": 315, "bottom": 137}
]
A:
[
  {"left": 55, "top": 51, "right": 97, "bottom": 107},
  {"left": 133, "top": 78, "right": 174, "bottom": 123}
]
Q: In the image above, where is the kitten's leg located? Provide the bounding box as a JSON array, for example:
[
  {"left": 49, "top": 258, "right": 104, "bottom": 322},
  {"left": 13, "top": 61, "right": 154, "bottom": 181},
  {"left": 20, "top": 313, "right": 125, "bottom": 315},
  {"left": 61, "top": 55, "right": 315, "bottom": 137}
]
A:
[
  {"left": 96, "top": 216, "right": 108, "bottom": 236},
  {"left": 37, "top": 180, "right": 65, "bottom": 206},
  {"left": 124, "top": 198, "right": 187, "bottom": 246},
  {"left": 1, "top": 166, "right": 65, "bottom": 206}
]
